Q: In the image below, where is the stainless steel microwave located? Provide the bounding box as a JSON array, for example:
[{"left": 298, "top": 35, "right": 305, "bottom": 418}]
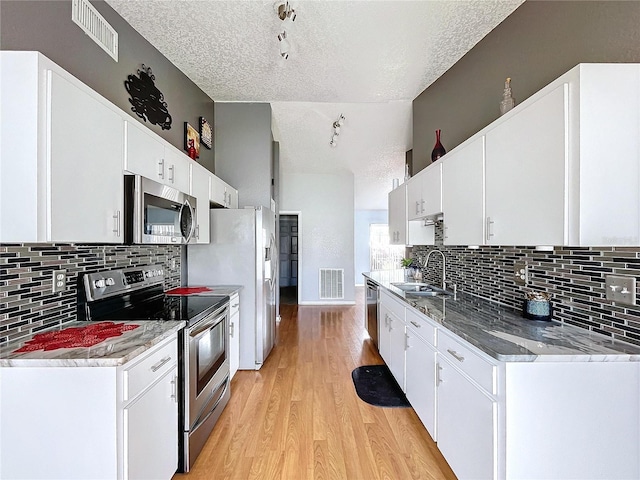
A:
[{"left": 124, "top": 175, "right": 197, "bottom": 244}]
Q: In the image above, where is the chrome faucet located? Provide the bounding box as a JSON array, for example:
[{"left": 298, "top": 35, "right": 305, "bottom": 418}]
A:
[{"left": 423, "top": 249, "right": 446, "bottom": 290}]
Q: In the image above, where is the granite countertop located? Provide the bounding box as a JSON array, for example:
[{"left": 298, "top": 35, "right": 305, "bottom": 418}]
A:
[
  {"left": 364, "top": 270, "right": 640, "bottom": 363},
  {"left": 0, "top": 320, "right": 185, "bottom": 367}
]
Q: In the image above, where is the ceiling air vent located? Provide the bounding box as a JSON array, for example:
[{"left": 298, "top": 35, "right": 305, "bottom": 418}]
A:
[
  {"left": 72, "top": 0, "right": 118, "bottom": 61},
  {"left": 319, "top": 269, "right": 344, "bottom": 300}
]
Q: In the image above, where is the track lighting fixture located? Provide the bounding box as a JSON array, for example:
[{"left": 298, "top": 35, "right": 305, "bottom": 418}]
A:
[
  {"left": 275, "top": 2, "right": 296, "bottom": 60},
  {"left": 329, "top": 114, "right": 345, "bottom": 147}
]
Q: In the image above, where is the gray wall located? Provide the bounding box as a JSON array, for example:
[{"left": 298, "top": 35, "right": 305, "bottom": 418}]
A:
[
  {"left": 413, "top": 0, "right": 640, "bottom": 172},
  {"left": 0, "top": 0, "right": 215, "bottom": 172},
  {"left": 214, "top": 103, "right": 274, "bottom": 209}
]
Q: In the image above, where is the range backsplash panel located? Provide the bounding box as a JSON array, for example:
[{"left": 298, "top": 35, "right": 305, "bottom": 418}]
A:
[
  {"left": 0, "top": 244, "right": 181, "bottom": 345},
  {"left": 410, "top": 222, "right": 640, "bottom": 347}
]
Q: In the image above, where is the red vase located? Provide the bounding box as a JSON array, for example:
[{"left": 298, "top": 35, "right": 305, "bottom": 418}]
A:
[{"left": 431, "top": 129, "right": 446, "bottom": 162}]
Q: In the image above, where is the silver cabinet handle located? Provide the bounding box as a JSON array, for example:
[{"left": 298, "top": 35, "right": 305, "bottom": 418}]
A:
[
  {"left": 415, "top": 201, "right": 420, "bottom": 215},
  {"left": 421, "top": 199, "right": 425, "bottom": 213},
  {"left": 170, "top": 375, "right": 178, "bottom": 402},
  {"left": 231, "top": 303, "right": 239, "bottom": 308},
  {"left": 405, "top": 333, "right": 410, "bottom": 350},
  {"left": 112, "top": 211, "right": 121, "bottom": 237},
  {"left": 168, "top": 165, "right": 175, "bottom": 183},
  {"left": 447, "top": 349, "right": 465, "bottom": 362},
  {"left": 486, "top": 216, "right": 494, "bottom": 241},
  {"left": 195, "top": 224, "right": 200, "bottom": 240},
  {"left": 444, "top": 225, "right": 448, "bottom": 240},
  {"left": 410, "top": 320, "right": 421, "bottom": 328},
  {"left": 158, "top": 158, "right": 165, "bottom": 179},
  {"left": 230, "top": 322, "right": 235, "bottom": 338},
  {"left": 151, "top": 356, "right": 172, "bottom": 372},
  {"left": 436, "top": 362, "right": 443, "bottom": 386}
]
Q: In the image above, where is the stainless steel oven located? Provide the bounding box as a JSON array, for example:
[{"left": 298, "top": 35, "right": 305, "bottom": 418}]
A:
[
  {"left": 182, "top": 302, "right": 230, "bottom": 471},
  {"left": 80, "top": 265, "right": 231, "bottom": 474},
  {"left": 124, "top": 175, "right": 197, "bottom": 244}
]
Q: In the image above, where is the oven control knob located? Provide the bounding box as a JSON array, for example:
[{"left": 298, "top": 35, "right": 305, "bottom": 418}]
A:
[
  {"left": 105, "top": 278, "right": 115, "bottom": 286},
  {"left": 94, "top": 279, "right": 106, "bottom": 288},
  {"left": 145, "top": 271, "right": 152, "bottom": 278},
  {"left": 158, "top": 269, "right": 163, "bottom": 276}
]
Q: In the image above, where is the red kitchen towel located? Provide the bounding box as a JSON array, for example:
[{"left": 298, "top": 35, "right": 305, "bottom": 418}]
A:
[
  {"left": 14, "top": 322, "right": 139, "bottom": 353},
  {"left": 165, "top": 286, "right": 213, "bottom": 295}
]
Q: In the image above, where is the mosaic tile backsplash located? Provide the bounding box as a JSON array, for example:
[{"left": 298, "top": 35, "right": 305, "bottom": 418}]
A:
[
  {"left": 0, "top": 244, "right": 181, "bottom": 345},
  {"left": 410, "top": 222, "right": 640, "bottom": 347}
]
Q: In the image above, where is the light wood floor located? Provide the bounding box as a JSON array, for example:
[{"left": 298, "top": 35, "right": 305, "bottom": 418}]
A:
[{"left": 174, "top": 290, "right": 457, "bottom": 480}]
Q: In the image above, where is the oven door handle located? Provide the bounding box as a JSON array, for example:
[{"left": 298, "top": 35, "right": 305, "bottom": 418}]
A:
[
  {"left": 189, "top": 313, "right": 226, "bottom": 339},
  {"left": 190, "top": 377, "right": 229, "bottom": 432}
]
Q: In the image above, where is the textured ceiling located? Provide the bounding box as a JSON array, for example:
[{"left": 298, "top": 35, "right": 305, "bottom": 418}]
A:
[{"left": 106, "top": 0, "right": 523, "bottom": 210}]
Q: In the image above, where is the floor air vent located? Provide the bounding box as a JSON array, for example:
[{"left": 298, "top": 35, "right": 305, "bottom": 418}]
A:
[
  {"left": 72, "top": 0, "right": 119, "bottom": 61},
  {"left": 319, "top": 269, "right": 344, "bottom": 300}
]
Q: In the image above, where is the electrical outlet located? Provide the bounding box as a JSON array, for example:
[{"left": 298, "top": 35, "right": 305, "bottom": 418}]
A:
[
  {"left": 52, "top": 269, "right": 66, "bottom": 293},
  {"left": 514, "top": 262, "right": 528, "bottom": 286},
  {"left": 605, "top": 275, "right": 636, "bottom": 306}
]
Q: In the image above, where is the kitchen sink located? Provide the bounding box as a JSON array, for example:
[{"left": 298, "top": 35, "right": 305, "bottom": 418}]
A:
[{"left": 391, "top": 282, "right": 452, "bottom": 297}]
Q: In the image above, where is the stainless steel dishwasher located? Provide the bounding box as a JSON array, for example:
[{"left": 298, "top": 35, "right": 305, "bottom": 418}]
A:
[{"left": 365, "top": 279, "right": 379, "bottom": 348}]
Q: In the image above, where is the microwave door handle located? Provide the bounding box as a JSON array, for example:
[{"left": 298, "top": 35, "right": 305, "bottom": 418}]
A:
[{"left": 180, "top": 200, "right": 196, "bottom": 243}]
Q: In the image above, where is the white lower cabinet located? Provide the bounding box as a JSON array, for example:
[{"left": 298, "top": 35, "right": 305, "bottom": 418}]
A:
[
  {"left": 404, "top": 310, "right": 437, "bottom": 439},
  {"left": 379, "top": 290, "right": 406, "bottom": 389},
  {"left": 0, "top": 334, "right": 179, "bottom": 480},
  {"left": 376, "top": 289, "right": 640, "bottom": 480},
  {"left": 229, "top": 292, "right": 240, "bottom": 379},
  {"left": 191, "top": 166, "right": 211, "bottom": 244},
  {"left": 436, "top": 355, "right": 497, "bottom": 480}
]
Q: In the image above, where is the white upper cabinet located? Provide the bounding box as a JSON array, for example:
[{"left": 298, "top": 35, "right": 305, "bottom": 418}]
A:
[
  {"left": 1, "top": 52, "right": 124, "bottom": 243},
  {"left": 438, "top": 63, "right": 640, "bottom": 247},
  {"left": 125, "top": 121, "right": 191, "bottom": 194},
  {"left": 388, "top": 185, "right": 407, "bottom": 245},
  {"left": 407, "top": 162, "right": 443, "bottom": 221},
  {"left": 442, "top": 136, "right": 485, "bottom": 246},
  {"left": 210, "top": 174, "right": 238, "bottom": 208},
  {"left": 485, "top": 84, "right": 568, "bottom": 246},
  {"left": 190, "top": 165, "right": 211, "bottom": 244}
]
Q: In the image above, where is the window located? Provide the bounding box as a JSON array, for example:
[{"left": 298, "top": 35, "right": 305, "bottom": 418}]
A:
[{"left": 369, "top": 224, "right": 404, "bottom": 271}]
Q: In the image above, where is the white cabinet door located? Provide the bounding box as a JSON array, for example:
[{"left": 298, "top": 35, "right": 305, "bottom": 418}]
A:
[
  {"left": 49, "top": 71, "right": 124, "bottom": 243},
  {"left": 406, "top": 174, "right": 424, "bottom": 221},
  {"left": 164, "top": 145, "right": 191, "bottom": 194},
  {"left": 388, "top": 312, "right": 406, "bottom": 390},
  {"left": 485, "top": 84, "right": 568, "bottom": 246},
  {"left": 437, "top": 356, "right": 496, "bottom": 480},
  {"left": 210, "top": 174, "right": 227, "bottom": 207},
  {"left": 191, "top": 165, "right": 211, "bottom": 244},
  {"left": 229, "top": 293, "right": 240, "bottom": 379},
  {"left": 125, "top": 121, "right": 165, "bottom": 183},
  {"left": 420, "top": 162, "right": 442, "bottom": 218},
  {"left": 388, "top": 185, "right": 407, "bottom": 245},
  {"left": 378, "top": 302, "right": 392, "bottom": 367},
  {"left": 226, "top": 187, "right": 239, "bottom": 208},
  {"left": 125, "top": 368, "right": 178, "bottom": 480},
  {"left": 442, "top": 136, "right": 485, "bottom": 246},
  {"left": 405, "top": 327, "right": 436, "bottom": 439}
]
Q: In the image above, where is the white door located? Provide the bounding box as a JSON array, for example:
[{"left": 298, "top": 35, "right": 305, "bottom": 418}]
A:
[
  {"left": 378, "top": 303, "right": 392, "bottom": 366},
  {"left": 48, "top": 71, "right": 124, "bottom": 242},
  {"left": 442, "top": 136, "right": 485, "bottom": 246},
  {"left": 164, "top": 145, "right": 191, "bottom": 194},
  {"left": 485, "top": 84, "right": 568, "bottom": 246},
  {"left": 436, "top": 357, "right": 496, "bottom": 480},
  {"left": 388, "top": 185, "right": 407, "bottom": 245},
  {"left": 125, "top": 369, "right": 178, "bottom": 480},
  {"left": 420, "top": 161, "right": 443, "bottom": 218},
  {"left": 405, "top": 329, "right": 436, "bottom": 439},
  {"left": 124, "top": 120, "right": 165, "bottom": 182},
  {"left": 191, "top": 167, "right": 211, "bottom": 244},
  {"left": 388, "top": 312, "right": 406, "bottom": 390}
]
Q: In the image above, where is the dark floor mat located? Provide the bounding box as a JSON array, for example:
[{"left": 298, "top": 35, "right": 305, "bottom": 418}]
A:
[{"left": 351, "top": 365, "right": 410, "bottom": 408}]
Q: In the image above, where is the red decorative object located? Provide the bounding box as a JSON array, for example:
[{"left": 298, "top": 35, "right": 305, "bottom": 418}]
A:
[
  {"left": 165, "top": 286, "right": 213, "bottom": 295},
  {"left": 14, "top": 322, "right": 139, "bottom": 353},
  {"left": 431, "top": 129, "right": 446, "bottom": 163}
]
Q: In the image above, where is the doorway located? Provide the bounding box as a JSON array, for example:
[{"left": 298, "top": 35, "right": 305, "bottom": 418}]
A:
[{"left": 279, "top": 213, "right": 299, "bottom": 305}]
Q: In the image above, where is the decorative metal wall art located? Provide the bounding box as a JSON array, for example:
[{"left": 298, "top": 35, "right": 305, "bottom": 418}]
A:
[
  {"left": 124, "top": 65, "right": 172, "bottom": 130},
  {"left": 199, "top": 117, "right": 212, "bottom": 150},
  {"left": 184, "top": 123, "right": 200, "bottom": 160}
]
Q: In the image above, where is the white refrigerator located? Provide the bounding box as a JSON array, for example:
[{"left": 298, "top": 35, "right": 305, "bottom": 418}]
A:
[{"left": 187, "top": 206, "right": 277, "bottom": 370}]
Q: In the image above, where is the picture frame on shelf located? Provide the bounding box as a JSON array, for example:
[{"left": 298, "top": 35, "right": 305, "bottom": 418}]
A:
[
  {"left": 199, "top": 117, "right": 212, "bottom": 150},
  {"left": 184, "top": 122, "right": 200, "bottom": 160}
]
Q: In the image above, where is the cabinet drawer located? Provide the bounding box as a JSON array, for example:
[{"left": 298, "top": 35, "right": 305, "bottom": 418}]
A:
[
  {"left": 380, "top": 290, "right": 405, "bottom": 321},
  {"left": 405, "top": 309, "right": 436, "bottom": 346},
  {"left": 123, "top": 336, "right": 177, "bottom": 402},
  {"left": 438, "top": 330, "right": 496, "bottom": 394}
]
